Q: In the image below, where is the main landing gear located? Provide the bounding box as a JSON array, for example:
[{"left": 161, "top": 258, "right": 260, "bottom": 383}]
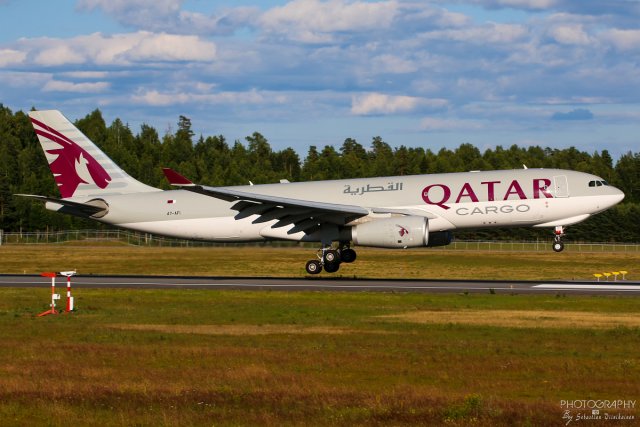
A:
[
  {"left": 552, "top": 226, "right": 565, "bottom": 252},
  {"left": 305, "top": 242, "right": 357, "bottom": 275}
]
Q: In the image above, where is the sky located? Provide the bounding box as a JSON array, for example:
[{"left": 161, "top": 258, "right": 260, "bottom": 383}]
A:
[{"left": 1, "top": 0, "right": 640, "bottom": 160}]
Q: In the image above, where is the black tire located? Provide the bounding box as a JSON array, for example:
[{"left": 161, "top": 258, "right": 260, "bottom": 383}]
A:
[
  {"left": 552, "top": 241, "right": 564, "bottom": 252},
  {"left": 341, "top": 248, "right": 357, "bottom": 263},
  {"left": 324, "top": 262, "right": 340, "bottom": 273},
  {"left": 305, "top": 260, "right": 322, "bottom": 274},
  {"left": 324, "top": 249, "right": 340, "bottom": 263}
]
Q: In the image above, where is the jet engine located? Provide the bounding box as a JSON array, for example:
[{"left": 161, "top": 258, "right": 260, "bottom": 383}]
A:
[{"left": 350, "top": 216, "right": 452, "bottom": 249}]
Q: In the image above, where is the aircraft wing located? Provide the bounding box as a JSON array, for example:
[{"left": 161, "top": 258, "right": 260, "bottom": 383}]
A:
[{"left": 162, "top": 168, "right": 370, "bottom": 234}]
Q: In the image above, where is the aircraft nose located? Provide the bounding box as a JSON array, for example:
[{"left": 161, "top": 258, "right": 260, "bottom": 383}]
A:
[
  {"left": 616, "top": 187, "right": 625, "bottom": 202},
  {"left": 609, "top": 186, "right": 625, "bottom": 206}
]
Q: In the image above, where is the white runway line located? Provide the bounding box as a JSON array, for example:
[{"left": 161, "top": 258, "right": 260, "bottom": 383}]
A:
[{"left": 535, "top": 284, "right": 640, "bottom": 291}]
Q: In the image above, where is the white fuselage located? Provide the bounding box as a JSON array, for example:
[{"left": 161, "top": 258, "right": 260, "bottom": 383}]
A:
[{"left": 50, "top": 168, "right": 625, "bottom": 244}]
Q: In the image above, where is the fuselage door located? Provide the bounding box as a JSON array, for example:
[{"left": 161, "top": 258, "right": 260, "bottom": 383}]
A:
[{"left": 554, "top": 175, "right": 569, "bottom": 198}]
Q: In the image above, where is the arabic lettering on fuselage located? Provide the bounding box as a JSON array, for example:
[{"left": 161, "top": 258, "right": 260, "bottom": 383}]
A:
[
  {"left": 422, "top": 178, "right": 553, "bottom": 210},
  {"left": 343, "top": 182, "right": 404, "bottom": 196}
]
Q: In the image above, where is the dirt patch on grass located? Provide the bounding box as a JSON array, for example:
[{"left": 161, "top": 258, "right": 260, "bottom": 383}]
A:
[
  {"left": 381, "top": 310, "right": 640, "bottom": 329},
  {"left": 109, "top": 324, "right": 361, "bottom": 335}
]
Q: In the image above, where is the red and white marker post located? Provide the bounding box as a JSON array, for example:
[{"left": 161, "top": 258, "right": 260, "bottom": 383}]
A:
[
  {"left": 37, "top": 272, "right": 59, "bottom": 317},
  {"left": 59, "top": 271, "right": 76, "bottom": 313}
]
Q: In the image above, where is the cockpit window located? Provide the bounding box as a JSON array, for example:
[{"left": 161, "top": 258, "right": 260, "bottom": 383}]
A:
[{"left": 588, "top": 180, "right": 609, "bottom": 187}]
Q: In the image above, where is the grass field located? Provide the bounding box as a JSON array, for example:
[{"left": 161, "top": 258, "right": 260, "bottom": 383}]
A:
[
  {"left": 0, "top": 289, "right": 639, "bottom": 426},
  {"left": 0, "top": 244, "right": 637, "bottom": 280},
  {"left": 0, "top": 245, "right": 638, "bottom": 425}
]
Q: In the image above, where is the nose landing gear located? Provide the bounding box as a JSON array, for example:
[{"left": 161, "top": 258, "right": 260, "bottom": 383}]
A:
[{"left": 552, "top": 226, "right": 565, "bottom": 252}]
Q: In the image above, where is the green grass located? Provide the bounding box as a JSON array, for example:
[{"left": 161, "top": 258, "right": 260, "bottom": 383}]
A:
[
  {"left": 0, "top": 289, "right": 639, "bottom": 426},
  {"left": 0, "top": 245, "right": 637, "bottom": 280}
]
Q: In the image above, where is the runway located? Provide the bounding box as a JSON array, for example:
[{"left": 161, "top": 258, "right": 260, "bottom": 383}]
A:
[{"left": 1, "top": 274, "right": 639, "bottom": 295}]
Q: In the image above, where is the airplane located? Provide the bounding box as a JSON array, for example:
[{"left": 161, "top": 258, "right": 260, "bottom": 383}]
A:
[{"left": 18, "top": 110, "right": 625, "bottom": 274}]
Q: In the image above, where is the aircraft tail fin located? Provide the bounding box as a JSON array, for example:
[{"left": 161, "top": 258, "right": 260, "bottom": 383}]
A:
[{"left": 29, "top": 110, "right": 158, "bottom": 199}]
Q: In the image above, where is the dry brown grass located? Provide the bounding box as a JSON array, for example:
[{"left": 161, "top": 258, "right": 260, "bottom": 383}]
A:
[
  {"left": 108, "top": 323, "right": 367, "bottom": 335},
  {"left": 381, "top": 309, "right": 640, "bottom": 329}
]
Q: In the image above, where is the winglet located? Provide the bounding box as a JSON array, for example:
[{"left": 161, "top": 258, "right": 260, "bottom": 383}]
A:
[{"left": 162, "top": 168, "right": 194, "bottom": 186}]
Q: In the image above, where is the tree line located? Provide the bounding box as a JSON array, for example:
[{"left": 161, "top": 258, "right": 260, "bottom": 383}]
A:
[{"left": 1, "top": 104, "right": 639, "bottom": 242}]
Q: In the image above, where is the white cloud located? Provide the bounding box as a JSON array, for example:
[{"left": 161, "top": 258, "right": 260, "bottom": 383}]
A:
[
  {"left": 0, "top": 71, "right": 50, "bottom": 88},
  {"left": 505, "top": 41, "right": 572, "bottom": 66},
  {"left": 0, "top": 49, "right": 27, "bottom": 67},
  {"left": 34, "top": 43, "right": 85, "bottom": 66},
  {"left": 132, "top": 90, "right": 187, "bottom": 106},
  {"left": 78, "top": 0, "right": 181, "bottom": 29},
  {"left": 43, "top": 80, "right": 110, "bottom": 93},
  {"left": 351, "top": 93, "right": 446, "bottom": 115},
  {"left": 537, "top": 96, "right": 612, "bottom": 105},
  {"left": 78, "top": 0, "right": 258, "bottom": 35},
  {"left": 494, "top": 0, "right": 556, "bottom": 9},
  {"left": 25, "top": 32, "right": 216, "bottom": 67},
  {"left": 423, "top": 23, "right": 528, "bottom": 44},
  {"left": 548, "top": 24, "right": 591, "bottom": 45},
  {"left": 120, "top": 32, "right": 216, "bottom": 62},
  {"left": 601, "top": 29, "right": 640, "bottom": 51},
  {"left": 131, "top": 88, "right": 273, "bottom": 106},
  {"left": 78, "top": 0, "right": 180, "bottom": 15},
  {"left": 436, "top": 9, "right": 470, "bottom": 27},
  {"left": 61, "top": 71, "right": 110, "bottom": 79},
  {"left": 421, "top": 117, "right": 484, "bottom": 131},
  {"left": 371, "top": 54, "right": 417, "bottom": 74},
  {"left": 470, "top": 0, "right": 557, "bottom": 10},
  {"left": 259, "top": 0, "right": 398, "bottom": 43}
]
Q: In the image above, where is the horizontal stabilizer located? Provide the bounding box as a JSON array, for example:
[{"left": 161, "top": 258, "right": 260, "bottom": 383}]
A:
[{"left": 15, "top": 194, "right": 108, "bottom": 217}]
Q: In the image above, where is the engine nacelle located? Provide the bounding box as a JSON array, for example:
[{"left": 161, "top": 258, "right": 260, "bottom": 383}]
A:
[
  {"left": 351, "top": 216, "right": 428, "bottom": 248},
  {"left": 350, "top": 216, "right": 453, "bottom": 249}
]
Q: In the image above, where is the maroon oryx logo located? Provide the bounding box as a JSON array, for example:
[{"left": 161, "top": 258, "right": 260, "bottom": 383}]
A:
[
  {"left": 396, "top": 225, "right": 409, "bottom": 237},
  {"left": 31, "top": 117, "right": 111, "bottom": 198}
]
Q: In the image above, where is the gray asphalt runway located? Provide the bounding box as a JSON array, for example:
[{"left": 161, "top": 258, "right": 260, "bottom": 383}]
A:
[{"left": 1, "top": 274, "right": 639, "bottom": 295}]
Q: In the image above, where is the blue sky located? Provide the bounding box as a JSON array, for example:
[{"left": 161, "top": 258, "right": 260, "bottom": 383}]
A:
[{"left": 1, "top": 0, "right": 640, "bottom": 160}]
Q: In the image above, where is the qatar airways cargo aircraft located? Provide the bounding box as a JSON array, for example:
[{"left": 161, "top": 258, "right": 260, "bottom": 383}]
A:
[{"left": 19, "top": 110, "right": 625, "bottom": 274}]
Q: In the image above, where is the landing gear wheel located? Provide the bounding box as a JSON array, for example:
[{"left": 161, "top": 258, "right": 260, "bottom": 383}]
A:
[
  {"left": 305, "top": 260, "right": 322, "bottom": 275},
  {"left": 324, "top": 249, "right": 340, "bottom": 263},
  {"left": 552, "top": 226, "right": 566, "bottom": 253},
  {"left": 340, "top": 248, "right": 357, "bottom": 263},
  {"left": 324, "top": 262, "right": 340, "bottom": 273}
]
